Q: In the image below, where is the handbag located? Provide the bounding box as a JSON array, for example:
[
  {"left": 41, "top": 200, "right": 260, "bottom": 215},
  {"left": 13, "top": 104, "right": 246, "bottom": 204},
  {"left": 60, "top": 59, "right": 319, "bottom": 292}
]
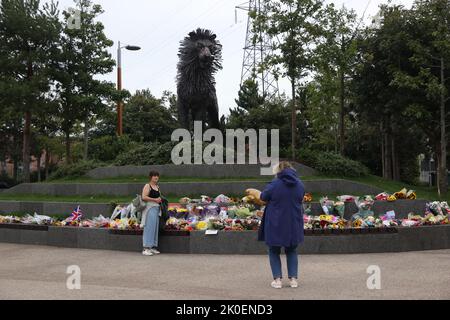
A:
[
  {"left": 132, "top": 194, "right": 147, "bottom": 213},
  {"left": 158, "top": 194, "right": 169, "bottom": 231}
]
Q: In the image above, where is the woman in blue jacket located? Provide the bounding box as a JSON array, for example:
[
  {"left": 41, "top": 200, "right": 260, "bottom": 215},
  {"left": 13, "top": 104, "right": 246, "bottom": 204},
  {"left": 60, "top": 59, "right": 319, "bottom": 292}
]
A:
[{"left": 259, "top": 162, "right": 305, "bottom": 289}]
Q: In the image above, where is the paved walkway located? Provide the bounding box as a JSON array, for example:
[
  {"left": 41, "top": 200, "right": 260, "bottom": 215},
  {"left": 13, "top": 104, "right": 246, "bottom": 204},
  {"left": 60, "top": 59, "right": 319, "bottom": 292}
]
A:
[{"left": 0, "top": 243, "right": 449, "bottom": 300}]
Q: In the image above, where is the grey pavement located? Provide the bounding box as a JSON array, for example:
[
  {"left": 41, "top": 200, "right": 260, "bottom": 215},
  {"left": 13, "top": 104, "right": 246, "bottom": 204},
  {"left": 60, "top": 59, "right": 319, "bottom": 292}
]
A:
[{"left": 0, "top": 243, "right": 449, "bottom": 300}]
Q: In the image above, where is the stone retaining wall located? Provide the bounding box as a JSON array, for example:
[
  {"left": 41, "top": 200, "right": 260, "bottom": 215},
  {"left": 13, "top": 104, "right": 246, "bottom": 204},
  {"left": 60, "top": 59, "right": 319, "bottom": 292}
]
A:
[
  {"left": 87, "top": 163, "right": 317, "bottom": 179},
  {"left": 0, "top": 225, "right": 449, "bottom": 254},
  {"left": 4, "top": 180, "right": 383, "bottom": 197},
  {"left": 0, "top": 200, "right": 428, "bottom": 219}
]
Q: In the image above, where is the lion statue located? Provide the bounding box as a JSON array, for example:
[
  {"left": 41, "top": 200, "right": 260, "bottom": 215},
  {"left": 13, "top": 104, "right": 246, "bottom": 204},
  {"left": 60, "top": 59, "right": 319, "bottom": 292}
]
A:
[{"left": 176, "top": 28, "right": 223, "bottom": 130}]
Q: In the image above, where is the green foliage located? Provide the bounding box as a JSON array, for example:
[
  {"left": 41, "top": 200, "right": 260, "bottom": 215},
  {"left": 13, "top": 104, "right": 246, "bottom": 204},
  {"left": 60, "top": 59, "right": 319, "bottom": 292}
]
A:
[
  {"left": 114, "top": 142, "right": 176, "bottom": 166},
  {"left": 400, "top": 158, "right": 420, "bottom": 185},
  {"left": 227, "top": 96, "right": 306, "bottom": 150},
  {"left": 48, "top": 160, "right": 105, "bottom": 180},
  {"left": 88, "top": 135, "right": 137, "bottom": 163},
  {"left": 297, "top": 149, "right": 369, "bottom": 177},
  {"left": 122, "top": 89, "right": 179, "bottom": 143},
  {"left": 0, "top": 171, "right": 17, "bottom": 187},
  {"left": 235, "top": 79, "right": 265, "bottom": 111}
]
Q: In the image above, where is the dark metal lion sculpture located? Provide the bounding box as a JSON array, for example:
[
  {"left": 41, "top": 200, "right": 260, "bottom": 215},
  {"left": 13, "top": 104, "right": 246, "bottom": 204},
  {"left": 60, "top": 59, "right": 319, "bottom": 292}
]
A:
[{"left": 176, "top": 28, "right": 223, "bottom": 130}]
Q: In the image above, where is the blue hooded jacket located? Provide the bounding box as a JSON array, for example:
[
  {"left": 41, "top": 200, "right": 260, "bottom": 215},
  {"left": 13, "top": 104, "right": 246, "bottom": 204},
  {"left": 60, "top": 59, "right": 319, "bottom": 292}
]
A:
[{"left": 258, "top": 168, "right": 305, "bottom": 247}]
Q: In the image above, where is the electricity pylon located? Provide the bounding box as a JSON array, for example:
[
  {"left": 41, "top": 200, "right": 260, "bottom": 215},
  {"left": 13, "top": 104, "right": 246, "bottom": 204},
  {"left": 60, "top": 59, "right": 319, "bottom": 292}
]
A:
[{"left": 236, "top": 0, "right": 279, "bottom": 99}]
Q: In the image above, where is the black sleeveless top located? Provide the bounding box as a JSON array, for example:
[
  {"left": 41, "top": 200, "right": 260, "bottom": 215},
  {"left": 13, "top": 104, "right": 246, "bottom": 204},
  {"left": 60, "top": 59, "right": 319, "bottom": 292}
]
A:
[{"left": 148, "top": 184, "right": 160, "bottom": 198}]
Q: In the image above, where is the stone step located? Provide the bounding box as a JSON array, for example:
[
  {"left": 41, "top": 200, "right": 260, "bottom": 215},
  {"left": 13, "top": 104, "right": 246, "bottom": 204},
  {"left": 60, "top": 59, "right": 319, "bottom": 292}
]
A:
[
  {"left": 0, "top": 201, "right": 112, "bottom": 218},
  {"left": 0, "top": 199, "right": 428, "bottom": 220},
  {"left": 4, "top": 179, "right": 382, "bottom": 197},
  {"left": 0, "top": 225, "right": 449, "bottom": 254},
  {"left": 86, "top": 163, "right": 317, "bottom": 179}
]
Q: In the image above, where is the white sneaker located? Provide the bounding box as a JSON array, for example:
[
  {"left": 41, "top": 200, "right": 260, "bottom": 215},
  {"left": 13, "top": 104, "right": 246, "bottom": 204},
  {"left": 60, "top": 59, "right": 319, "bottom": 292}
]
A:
[
  {"left": 142, "top": 249, "right": 154, "bottom": 256},
  {"left": 150, "top": 248, "right": 160, "bottom": 255},
  {"left": 271, "top": 279, "right": 282, "bottom": 289},
  {"left": 289, "top": 278, "right": 298, "bottom": 288}
]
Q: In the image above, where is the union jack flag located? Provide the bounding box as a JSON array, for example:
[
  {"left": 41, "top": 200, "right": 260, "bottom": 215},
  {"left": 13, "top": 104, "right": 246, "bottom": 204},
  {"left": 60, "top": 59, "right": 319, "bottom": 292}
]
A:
[{"left": 66, "top": 205, "right": 83, "bottom": 222}]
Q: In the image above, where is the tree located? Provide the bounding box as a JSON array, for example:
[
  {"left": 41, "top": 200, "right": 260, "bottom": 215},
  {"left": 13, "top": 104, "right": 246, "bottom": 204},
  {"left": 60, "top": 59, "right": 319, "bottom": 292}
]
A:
[
  {"left": 52, "top": 0, "right": 116, "bottom": 163},
  {"left": 0, "top": 106, "right": 23, "bottom": 180},
  {"left": 317, "top": 4, "right": 359, "bottom": 155},
  {"left": 392, "top": 0, "right": 449, "bottom": 196},
  {"left": 227, "top": 95, "right": 302, "bottom": 154},
  {"left": 303, "top": 78, "right": 340, "bottom": 152},
  {"left": 235, "top": 79, "right": 265, "bottom": 111},
  {"left": 161, "top": 90, "right": 179, "bottom": 121},
  {"left": 348, "top": 6, "right": 426, "bottom": 182},
  {"left": 123, "top": 90, "right": 179, "bottom": 143},
  {"left": 0, "top": 0, "right": 60, "bottom": 182},
  {"left": 253, "top": 0, "right": 325, "bottom": 161}
]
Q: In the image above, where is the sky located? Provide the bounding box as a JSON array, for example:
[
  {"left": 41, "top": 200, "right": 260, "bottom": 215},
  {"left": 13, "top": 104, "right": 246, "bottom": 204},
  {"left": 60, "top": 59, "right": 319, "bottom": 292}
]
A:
[{"left": 56, "top": 0, "right": 415, "bottom": 116}]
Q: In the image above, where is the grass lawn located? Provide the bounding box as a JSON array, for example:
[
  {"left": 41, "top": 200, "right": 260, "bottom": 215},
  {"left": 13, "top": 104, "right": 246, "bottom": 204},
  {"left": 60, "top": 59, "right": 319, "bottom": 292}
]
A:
[{"left": 348, "top": 175, "right": 450, "bottom": 202}]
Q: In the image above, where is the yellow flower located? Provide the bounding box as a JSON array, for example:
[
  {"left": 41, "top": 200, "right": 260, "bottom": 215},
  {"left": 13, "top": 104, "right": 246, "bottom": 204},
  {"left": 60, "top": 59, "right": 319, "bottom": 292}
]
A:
[
  {"left": 387, "top": 195, "right": 397, "bottom": 202},
  {"left": 196, "top": 221, "right": 208, "bottom": 230},
  {"left": 406, "top": 190, "right": 416, "bottom": 200},
  {"left": 319, "top": 215, "right": 333, "bottom": 222}
]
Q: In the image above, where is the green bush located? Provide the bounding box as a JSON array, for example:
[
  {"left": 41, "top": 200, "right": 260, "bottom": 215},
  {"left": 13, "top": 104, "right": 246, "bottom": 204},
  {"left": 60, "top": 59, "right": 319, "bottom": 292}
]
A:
[
  {"left": 114, "top": 140, "right": 240, "bottom": 166},
  {"left": 0, "top": 172, "right": 18, "bottom": 187},
  {"left": 89, "top": 135, "right": 137, "bottom": 163},
  {"left": 114, "top": 142, "right": 176, "bottom": 166},
  {"left": 49, "top": 160, "right": 106, "bottom": 180},
  {"left": 297, "top": 149, "right": 370, "bottom": 177},
  {"left": 400, "top": 157, "right": 420, "bottom": 185}
]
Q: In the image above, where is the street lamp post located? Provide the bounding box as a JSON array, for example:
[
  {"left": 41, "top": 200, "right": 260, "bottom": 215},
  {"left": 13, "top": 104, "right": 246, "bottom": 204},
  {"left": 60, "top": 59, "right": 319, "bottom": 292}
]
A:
[{"left": 117, "top": 41, "right": 141, "bottom": 136}]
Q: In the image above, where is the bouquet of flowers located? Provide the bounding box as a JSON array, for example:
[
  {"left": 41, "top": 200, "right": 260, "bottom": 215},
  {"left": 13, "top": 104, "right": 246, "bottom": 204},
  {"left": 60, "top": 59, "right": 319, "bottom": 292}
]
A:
[
  {"left": 201, "top": 195, "right": 212, "bottom": 205},
  {"left": 406, "top": 190, "right": 417, "bottom": 200},
  {"left": 394, "top": 188, "right": 408, "bottom": 199},
  {"left": 176, "top": 208, "right": 189, "bottom": 219},
  {"left": 320, "top": 197, "right": 335, "bottom": 215},
  {"left": 205, "top": 205, "right": 220, "bottom": 216},
  {"left": 235, "top": 207, "right": 252, "bottom": 219},
  {"left": 21, "top": 213, "right": 54, "bottom": 225},
  {"left": 196, "top": 221, "right": 208, "bottom": 231},
  {"left": 441, "top": 202, "right": 450, "bottom": 214},
  {"left": 214, "top": 194, "right": 232, "bottom": 205},
  {"left": 387, "top": 188, "right": 417, "bottom": 201},
  {"left": 207, "top": 218, "right": 225, "bottom": 230},
  {"left": 231, "top": 219, "right": 245, "bottom": 231},
  {"left": 92, "top": 215, "right": 111, "bottom": 228},
  {"left": 109, "top": 218, "right": 135, "bottom": 230},
  {"left": 179, "top": 197, "right": 191, "bottom": 205},
  {"left": 337, "top": 195, "right": 357, "bottom": 203},
  {"left": 242, "top": 218, "right": 260, "bottom": 231},
  {"left": 375, "top": 192, "right": 390, "bottom": 201},
  {"left": 352, "top": 196, "right": 374, "bottom": 220},
  {"left": 192, "top": 205, "right": 205, "bottom": 217},
  {"left": 303, "top": 204, "right": 312, "bottom": 216},
  {"left": 364, "top": 216, "right": 376, "bottom": 228},
  {"left": 401, "top": 219, "right": 420, "bottom": 227},
  {"left": 165, "top": 217, "right": 184, "bottom": 231},
  {"left": 427, "top": 201, "right": 450, "bottom": 216},
  {"left": 303, "top": 193, "right": 313, "bottom": 202},
  {"left": 334, "top": 201, "right": 345, "bottom": 219}
]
